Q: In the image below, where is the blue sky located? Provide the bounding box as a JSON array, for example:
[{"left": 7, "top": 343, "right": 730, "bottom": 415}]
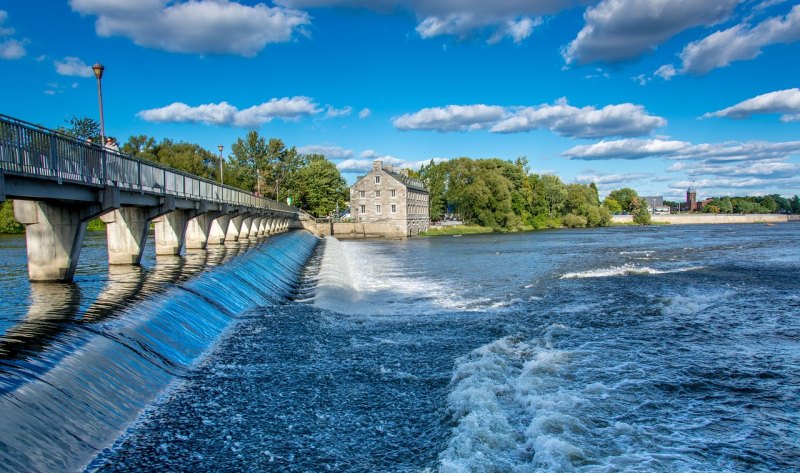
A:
[{"left": 1, "top": 0, "right": 799, "bottom": 200}]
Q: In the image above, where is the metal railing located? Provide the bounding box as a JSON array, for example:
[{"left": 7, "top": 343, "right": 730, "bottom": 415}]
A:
[{"left": 0, "top": 114, "right": 297, "bottom": 214}]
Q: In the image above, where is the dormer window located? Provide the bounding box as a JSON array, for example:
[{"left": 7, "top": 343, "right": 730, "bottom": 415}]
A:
[{"left": 375, "top": 176, "right": 381, "bottom": 184}]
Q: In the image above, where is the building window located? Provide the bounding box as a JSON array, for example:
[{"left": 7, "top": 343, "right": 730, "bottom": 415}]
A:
[
  {"left": 391, "top": 189, "right": 396, "bottom": 197},
  {"left": 391, "top": 204, "right": 396, "bottom": 213},
  {"left": 375, "top": 176, "right": 381, "bottom": 184},
  {"left": 359, "top": 190, "right": 365, "bottom": 198},
  {"left": 376, "top": 205, "right": 381, "bottom": 214},
  {"left": 360, "top": 205, "right": 365, "bottom": 214},
  {"left": 375, "top": 190, "right": 381, "bottom": 198}
]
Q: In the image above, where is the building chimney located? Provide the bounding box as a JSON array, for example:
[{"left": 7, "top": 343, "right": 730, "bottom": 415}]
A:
[
  {"left": 400, "top": 169, "right": 409, "bottom": 177},
  {"left": 373, "top": 160, "right": 382, "bottom": 172}
]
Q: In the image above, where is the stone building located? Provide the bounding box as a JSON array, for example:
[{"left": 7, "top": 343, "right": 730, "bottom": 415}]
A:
[{"left": 350, "top": 160, "right": 430, "bottom": 237}]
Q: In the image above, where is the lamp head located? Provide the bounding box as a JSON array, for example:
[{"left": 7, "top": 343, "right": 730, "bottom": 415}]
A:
[
  {"left": 92, "top": 63, "right": 105, "bottom": 80},
  {"left": 218, "top": 145, "right": 223, "bottom": 153}
]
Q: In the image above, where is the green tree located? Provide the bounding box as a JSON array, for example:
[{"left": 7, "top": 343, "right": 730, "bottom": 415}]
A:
[
  {"left": 632, "top": 202, "right": 652, "bottom": 225},
  {"left": 288, "top": 154, "right": 347, "bottom": 216},
  {"left": 791, "top": 195, "right": 800, "bottom": 214},
  {"left": 534, "top": 174, "right": 567, "bottom": 218},
  {"left": 57, "top": 115, "right": 100, "bottom": 141},
  {"left": 419, "top": 159, "right": 447, "bottom": 221},
  {"left": 603, "top": 198, "right": 623, "bottom": 214},
  {"left": 607, "top": 188, "right": 639, "bottom": 212},
  {"left": 228, "top": 131, "right": 269, "bottom": 192},
  {"left": 0, "top": 201, "right": 24, "bottom": 234}
]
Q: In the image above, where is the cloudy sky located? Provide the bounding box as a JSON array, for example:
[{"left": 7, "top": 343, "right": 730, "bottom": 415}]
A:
[{"left": 1, "top": 0, "right": 799, "bottom": 200}]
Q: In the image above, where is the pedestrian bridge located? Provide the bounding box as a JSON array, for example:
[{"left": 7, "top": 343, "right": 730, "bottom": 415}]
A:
[{"left": 0, "top": 113, "right": 300, "bottom": 282}]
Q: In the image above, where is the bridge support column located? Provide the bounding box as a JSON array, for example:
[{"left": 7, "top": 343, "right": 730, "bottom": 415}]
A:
[
  {"left": 13, "top": 201, "right": 89, "bottom": 281},
  {"left": 153, "top": 210, "right": 196, "bottom": 256},
  {"left": 257, "top": 217, "right": 268, "bottom": 236},
  {"left": 250, "top": 216, "right": 263, "bottom": 237},
  {"left": 240, "top": 216, "right": 255, "bottom": 239},
  {"left": 225, "top": 214, "right": 246, "bottom": 242},
  {"left": 186, "top": 211, "right": 220, "bottom": 249},
  {"left": 208, "top": 214, "right": 231, "bottom": 245},
  {"left": 101, "top": 208, "right": 151, "bottom": 265}
]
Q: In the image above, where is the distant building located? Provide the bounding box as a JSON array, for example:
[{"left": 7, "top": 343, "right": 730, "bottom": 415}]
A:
[
  {"left": 350, "top": 160, "right": 430, "bottom": 237},
  {"left": 643, "top": 196, "right": 670, "bottom": 214},
  {"left": 686, "top": 186, "right": 698, "bottom": 211}
]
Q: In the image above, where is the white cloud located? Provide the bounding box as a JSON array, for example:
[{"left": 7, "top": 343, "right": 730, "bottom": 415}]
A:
[
  {"left": 325, "top": 105, "right": 353, "bottom": 118},
  {"left": 563, "top": 0, "right": 739, "bottom": 65},
  {"left": 491, "top": 99, "right": 666, "bottom": 138},
  {"left": 0, "top": 10, "right": 14, "bottom": 36},
  {"left": 338, "top": 149, "right": 447, "bottom": 173},
  {"left": 653, "top": 64, "right": 676, "bottom": 80},
  {"left": 0, "top": 38, "right": 25, "bottom": 60},
  {"left": 137, "top": 96, "right": 321, "bottom": 127},
  {"left": 0, "top": 10, "right": 26, "bottom": 60},
  {"left": 667, "top": 159, "right": 800, "bottom": 179},
  {"left": 358, "top": 108, "right": 372, "bottom": 119},
  {"left": 702, "top": 88, "right": 800, "bottom": 122},
  {"left": 54, "top": 57, "right": 93, "bottom": 77},
  {"left": 393, "top": 104, "right": 506, "bottom": 132},
  {"left": 279, "top": 0, "right": 568, "bottom": 44},
  {"left": 394, "top": 99, "right": 665, "bottom": 139},
  {"left": 679, "top": 4, "right": 800, "bottom": 74},
  {"left": 563, "top": 138, "right": 690, "bottom": 160},
  {"left": 297, "top": 144, "right": 354, "bottom": 158},
  {"left": 563, "top": 138, "right": 800, "bottom": 163},
  {"left": 70, "top": 0, "right": 310, "bottom": 56},
  {"left": 575, "top": 172, "right": 652, "bottom": 185}
]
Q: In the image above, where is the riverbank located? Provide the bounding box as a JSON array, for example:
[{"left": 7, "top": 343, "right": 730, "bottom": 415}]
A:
[{"left": 612, "top": 213, "right": 797, "bottom": 225}]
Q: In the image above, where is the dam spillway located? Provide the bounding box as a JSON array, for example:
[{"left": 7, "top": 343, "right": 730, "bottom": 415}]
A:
[{"left": 0, "top": 230, "right": 319, "bottom": 472}]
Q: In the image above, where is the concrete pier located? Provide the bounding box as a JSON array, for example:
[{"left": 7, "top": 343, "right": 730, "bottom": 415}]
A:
[
  {"left": 14, "top": 201, "right": 91, "bottom": 281},
  {"left": 185, "top": 211, "right": 221, "bottom": 250},
  {"left": 101, "top": 208, "right": 154, "bottom": 265},
  {"left": 154, "top": 210, "right": 196, "bottom": 256},
  {"left": 225, "top": 214, "right": 246, "bottom": 242}
]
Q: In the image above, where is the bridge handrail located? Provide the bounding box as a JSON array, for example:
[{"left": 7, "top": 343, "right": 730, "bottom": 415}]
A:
[{"left": 0, "top": 113, "right": 297, "bottom": 214}]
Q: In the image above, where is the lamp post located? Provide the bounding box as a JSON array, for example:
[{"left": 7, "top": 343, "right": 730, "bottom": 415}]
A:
[
  {"left": 217, "top": 145, "right": 224, "bottom": 184},
  {"left": 92, "top": 63, "right": 105, "bottom": 143}
]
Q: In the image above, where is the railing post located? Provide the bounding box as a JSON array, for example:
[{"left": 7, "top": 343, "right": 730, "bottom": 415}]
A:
[
  {"left": 101, "top": 150, "right": 107, "bottom": 183},
  {"left": 50, "top": 134, "right": 60, "bottom": 182},
  {"left": 163, "top": 168, "right": 167, "bottom": 195}
]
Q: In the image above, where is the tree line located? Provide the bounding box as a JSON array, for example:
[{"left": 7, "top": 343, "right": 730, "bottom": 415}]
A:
[{"left": 415, "top": 157, "right": 616, "bottom": 230}]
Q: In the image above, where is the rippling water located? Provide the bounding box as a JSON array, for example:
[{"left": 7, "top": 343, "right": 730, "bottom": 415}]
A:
[{"left": 1, "top": 224, "right": 799, "bottom": 472}]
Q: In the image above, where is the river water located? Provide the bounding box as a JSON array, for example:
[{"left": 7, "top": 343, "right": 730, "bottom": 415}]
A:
[{"left": 1, "top": 224, "right": 798, "bottom": 472}]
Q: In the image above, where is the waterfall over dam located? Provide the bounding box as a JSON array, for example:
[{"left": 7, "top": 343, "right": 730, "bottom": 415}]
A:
[{"left": 0, "top": 230, "right": 320, "bottom": 473}]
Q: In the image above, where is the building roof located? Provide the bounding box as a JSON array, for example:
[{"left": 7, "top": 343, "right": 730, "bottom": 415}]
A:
[
  {"left": 385, "top": 169, "right": 427, "bottom": 192},
  {"left": 352, "top": 161, "right": 428, "bottom": 193}
]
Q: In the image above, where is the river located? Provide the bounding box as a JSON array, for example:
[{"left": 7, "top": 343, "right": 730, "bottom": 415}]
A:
[{"left": 1, "top": 224, "right": 798, "bottom": 472}]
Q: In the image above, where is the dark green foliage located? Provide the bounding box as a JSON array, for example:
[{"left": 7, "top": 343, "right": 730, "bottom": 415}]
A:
[
  {"left": 121, "top": 135, "right": 216, "bottom": 180},
  {"left": 57, "top": 115, "right": 101, "bottom": 142},
  {"left": 0, "top": 201, "right": 24, "bottom": 234},
  {"left": 700, "top": 194, "right": 798, "bottom": 214},
  {"left": 287, "top": 154, "right": 348, "bottom": 217},
  {"left": 417, "top": 157, "right": 610, "bottom": 231},
  {"left": 633, "top": 202, "right": 652, "bottom": 225}
]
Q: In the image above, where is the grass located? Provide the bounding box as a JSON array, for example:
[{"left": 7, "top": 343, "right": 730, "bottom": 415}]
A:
[{"left": 420, "top": 225, "right": 494, "bottom": 236}]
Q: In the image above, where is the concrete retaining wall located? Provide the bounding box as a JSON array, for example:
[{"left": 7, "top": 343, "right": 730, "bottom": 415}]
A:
[
  {"left": 300, "top": 220, "right": 408, "bottom": 239},
  {"left": 612, "top": 214, "right": 793, "bottom": 225}
]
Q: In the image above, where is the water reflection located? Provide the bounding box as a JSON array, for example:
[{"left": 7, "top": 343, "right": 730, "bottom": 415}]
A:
[
  {"left": 0, "top": 237, "right": 271, "bottom": 374},
  {"left": 0, "top": 282, "right": 82, "bottom": 361}
]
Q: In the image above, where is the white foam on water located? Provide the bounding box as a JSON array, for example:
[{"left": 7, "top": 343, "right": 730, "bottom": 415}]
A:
[
  {"left": 438, "top": 330, "right": 604, "bottom": 472},
  {"left": 312, "top": 237, "right": 493, "bottom": 316},
  {"left": 561, "top": 264, "right": 704, "bottom": 279}
]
